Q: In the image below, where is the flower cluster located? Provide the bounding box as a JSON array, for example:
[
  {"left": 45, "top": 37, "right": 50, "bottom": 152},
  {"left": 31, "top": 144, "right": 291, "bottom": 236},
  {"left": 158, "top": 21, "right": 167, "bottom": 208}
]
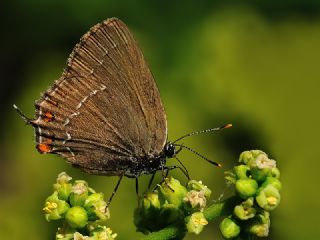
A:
[
  {"left": 222, "top": 150, "right": 281, "bottom": 238},
  {"left": 43, "top": 172, "right": 117, "bottom": 240},
  {"left": 134, "top": 177, "right": 212, "bottom": 237}
]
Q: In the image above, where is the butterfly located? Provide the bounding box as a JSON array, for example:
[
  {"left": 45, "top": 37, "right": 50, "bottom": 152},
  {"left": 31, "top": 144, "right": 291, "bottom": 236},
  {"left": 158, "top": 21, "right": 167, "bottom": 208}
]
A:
[{"left": 14, "top": 18, "right": 231, "bottom": 204}]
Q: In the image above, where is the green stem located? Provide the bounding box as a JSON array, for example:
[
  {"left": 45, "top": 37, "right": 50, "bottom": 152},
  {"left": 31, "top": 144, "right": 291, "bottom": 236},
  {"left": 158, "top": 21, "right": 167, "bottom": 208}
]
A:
[
  {"left": 140, "top": 226, "right": 183, "bottom": 240},
  {"left": 203, "top": 196, "right": 239, "bottom": 221},
  {"left": 140, "top": 196, "right": 239, "bottom": 240}
]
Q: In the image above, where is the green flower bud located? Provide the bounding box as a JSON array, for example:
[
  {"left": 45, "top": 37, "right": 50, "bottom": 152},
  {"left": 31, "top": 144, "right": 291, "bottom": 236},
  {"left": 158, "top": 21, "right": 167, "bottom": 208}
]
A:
[
  {"left": 271, "top": 167, "right": 280, "bottom": 179},
  {"left": 262, "top": 177, "right": 282, "bottom": 191},
  {"left": 256, "top": 185, "right": 280, "bottom": 211},
  {"left": 133, "top": 214, "right": 146, "bottom": 233},
  {"left": 53, "top": 181, "right": 72, "bottom": 201},
  {"left": 43, "top": 191, "right": 70, "bottom": 221},
  {"left": 235, "top": 179, "right": 258, "bottom": 199},
  {"left": 159, "top": 177, "right": 187, "bottom": 207},
  {"left": 234, "top": 165, "right": 251, "bottom": 179},
  {"left": 141, "top": 192, "right": 161, "bottom": 217},
  {"left": 234, "top": 198, "right": 256, "bottom": 220},
  {"left": 69, "top": 180, "right": 89, "bottom": 206},
  {"left": 251, "top": 167, "right": 271, "bottom": 182},
  {"left": 239, "top": 150, "right": 265, "bottom": 165},
  {"left": 219, "top": 217, "right": 240, "bottom": 239},
  {"left": 185, "top": 212, "right": 208, "bottom": 235},
  {"left": 246, "top": 211, "right": 270, "bottom": 237},
  {"left": 224, "top": 170, "right": 237, "bottom": 184},
  {"left": 65, "top": 206, "right": 88, "bottom": 229},
  {"left": 187, "top": 180, "right": 212, "bottom": 199},
  {"left": 183, "top": 190, "right": 207, "bottom": 212},
  {"left": 84, "top": 193, "right": 110, "bottom": 221},
  {"left": 133, "top": 209, "right": 148, "bottom": 234},
  {"left": 239, "top": 151, "right": 253, "bottom": 165},
  {"left": 258, "top": 210, "right": 270, "bottom": 225},
  {"left": 159, "top": 203, "right": 183, "bottom": 225},
  {"left": 91, "top": 226, "right": 117, "bottom": 240},
  {"left": 244, "top": 196, "right": 254, "bottom": 206},
  {"left": 134, "top": 191, "right": 161, "bottom": 232},
  {"left": 53, "top": 172, "right": 73, "bottom": 201},
  {"left": 134, "top": 195, "right": 182, "bottom": 234}
]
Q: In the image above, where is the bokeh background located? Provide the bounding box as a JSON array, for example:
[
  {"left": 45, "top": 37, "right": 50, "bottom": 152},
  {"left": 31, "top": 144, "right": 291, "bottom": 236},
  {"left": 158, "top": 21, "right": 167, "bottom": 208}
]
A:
[{"left": 1, "top": 0, "right": 319, "bottom": 239}]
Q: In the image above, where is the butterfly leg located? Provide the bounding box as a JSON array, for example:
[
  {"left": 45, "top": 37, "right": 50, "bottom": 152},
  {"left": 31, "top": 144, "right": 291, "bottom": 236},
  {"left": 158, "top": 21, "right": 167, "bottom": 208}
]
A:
[
  {"left": 156, "top": 165, "right": 189, "bottom": 191},
  {"left": 165, "top": 165, "right": 188, "bottom": 179},
  {"left": 150, "top": 162, "right": 190, "bottom": 192},
  {"left": 174, "top": 157, "right": 190, "bottom": 186},
  {"left": 163, "top": 165, "right": 190, "bottom": 188},
  {"left": 136, "top": 177, "right": 139, "bottom": 196},
  {"left": 147, "top": 171, "right": 157, "bottom": 190},
  {"left": 107, "top": 173, "right": 124, "bottom": 207},
  {"left": 135, "top": 177, "right": 141, "bottom": 206},
  {"left": 162, "top": 164, "right": 175, "bottom": 191},
  {"left": 151, "top": 168, "right": 173, "bottom": 192}
]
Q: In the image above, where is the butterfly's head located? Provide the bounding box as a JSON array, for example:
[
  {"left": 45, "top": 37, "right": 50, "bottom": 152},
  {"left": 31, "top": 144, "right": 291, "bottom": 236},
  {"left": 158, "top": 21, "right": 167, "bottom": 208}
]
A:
[{"left": 164, "top": 142, "right": 176, "bottom": 158}]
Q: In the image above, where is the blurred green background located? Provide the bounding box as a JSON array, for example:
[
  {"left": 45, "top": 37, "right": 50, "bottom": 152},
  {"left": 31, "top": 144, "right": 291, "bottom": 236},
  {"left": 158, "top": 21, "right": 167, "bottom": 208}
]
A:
[{"left": 1, "top": 0, "right": 319, "bottom": 239}]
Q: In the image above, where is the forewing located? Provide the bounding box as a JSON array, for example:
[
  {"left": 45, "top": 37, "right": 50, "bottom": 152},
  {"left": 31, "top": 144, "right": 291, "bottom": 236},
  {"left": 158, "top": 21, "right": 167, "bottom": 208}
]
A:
[{"left": 33, "top": 18, "right": 167, "bottom": 174}]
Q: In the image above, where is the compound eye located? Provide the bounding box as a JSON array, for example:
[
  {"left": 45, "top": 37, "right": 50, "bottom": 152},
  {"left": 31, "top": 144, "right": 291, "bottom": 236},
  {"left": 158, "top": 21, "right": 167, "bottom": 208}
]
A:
[{"left": 165, "top": 143, "right": 176, "bottom": 158}]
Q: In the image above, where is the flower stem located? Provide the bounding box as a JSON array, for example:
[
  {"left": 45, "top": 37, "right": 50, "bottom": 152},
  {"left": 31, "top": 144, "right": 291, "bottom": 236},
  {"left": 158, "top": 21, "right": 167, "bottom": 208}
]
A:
[
  {"left": 203, "top": 196, "right": 239, "bottom": 221},
  {"left": 140, "top": 226, "right": 183, "bottom": 240}
]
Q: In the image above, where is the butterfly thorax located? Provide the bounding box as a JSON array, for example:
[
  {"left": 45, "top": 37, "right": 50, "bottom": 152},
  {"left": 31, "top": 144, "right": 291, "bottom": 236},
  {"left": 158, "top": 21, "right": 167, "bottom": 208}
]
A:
[
  {"left": 124, "top": 154, "right": 166, "bottom": 178},
  {"left": 125, "top": 142, "right": 176, "bottom": 178}
]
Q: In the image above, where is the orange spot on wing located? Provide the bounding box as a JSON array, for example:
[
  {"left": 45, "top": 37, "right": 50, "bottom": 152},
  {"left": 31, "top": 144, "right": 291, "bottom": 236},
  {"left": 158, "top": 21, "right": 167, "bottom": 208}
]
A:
[
  {"left": 37, "top": 143, "right": 52, "bottom": 153},
  {"left": 43, "top": 112, "right": 54, "bottom": 122}
]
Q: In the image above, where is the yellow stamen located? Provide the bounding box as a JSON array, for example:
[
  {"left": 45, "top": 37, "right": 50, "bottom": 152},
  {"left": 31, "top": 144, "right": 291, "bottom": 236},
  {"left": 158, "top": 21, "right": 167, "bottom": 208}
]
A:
[
  {"left": 267, "top": 196, "right": 277, "bottom": 206},
  {"left": 195, "top": 218, "right": 208, "bottom": 226},
  {"left": 43, "top": 201, "right": 58, "bottom": 213}
]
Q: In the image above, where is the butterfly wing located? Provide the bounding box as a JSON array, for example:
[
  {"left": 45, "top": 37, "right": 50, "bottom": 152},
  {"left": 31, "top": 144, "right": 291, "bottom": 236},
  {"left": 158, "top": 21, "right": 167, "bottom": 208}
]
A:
[{"left": 32, "top": 18, "right": 167, "bottom": 175}]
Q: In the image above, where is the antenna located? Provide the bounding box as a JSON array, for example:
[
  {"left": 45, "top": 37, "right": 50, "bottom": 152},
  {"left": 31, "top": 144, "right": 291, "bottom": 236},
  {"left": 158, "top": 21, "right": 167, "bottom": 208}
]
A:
[
  {"left": 13, "top": 104, "right": 32, "bottom": 124},
  {"left": 173, "top": 143, "right": 222, "bottom": 167},
  {"left": 172, "top": 124, "right": 232, "bottom": 144}
]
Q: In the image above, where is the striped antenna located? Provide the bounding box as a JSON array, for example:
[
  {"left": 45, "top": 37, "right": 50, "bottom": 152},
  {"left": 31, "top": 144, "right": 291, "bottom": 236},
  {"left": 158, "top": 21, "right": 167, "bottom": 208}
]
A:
[
  {"left": 173, "top": 143, "right": 222, "bottom": 167},
  {"left": 172, "top": 124, "right": 232, "bottom": 144}
]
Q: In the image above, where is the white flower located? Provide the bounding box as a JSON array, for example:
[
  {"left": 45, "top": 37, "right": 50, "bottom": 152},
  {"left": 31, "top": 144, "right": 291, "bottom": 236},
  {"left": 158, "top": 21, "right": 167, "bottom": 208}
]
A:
[
  {"left": 56, "top": 172, "right": 72, "bottom": 184},
  {"left": 74, "top": 232, "right": 91, "bottom": 240},
  {"left": 95, "top": 226, "right": 117, "bottom": 240},
  {"left": 184, "top": 190, "right": 207, "bottom": 211},
  {"left": 72, "top": 182, "right": 87, "bottom": 195},
  {"left": 255, "top": 155, "right": 276, "bottom": 169}
]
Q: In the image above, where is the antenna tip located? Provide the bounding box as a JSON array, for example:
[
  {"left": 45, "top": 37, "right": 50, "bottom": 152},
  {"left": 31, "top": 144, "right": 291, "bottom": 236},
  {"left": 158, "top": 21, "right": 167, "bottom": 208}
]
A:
[
  {"left": 13, "top": 104, "right": 18, "bottom": 109},
  {"left": 218, "top": 163, "right": 223, "bottom": 168},
  {"left": 223, "top": 123, "right": 233, "bottom": 129}
]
